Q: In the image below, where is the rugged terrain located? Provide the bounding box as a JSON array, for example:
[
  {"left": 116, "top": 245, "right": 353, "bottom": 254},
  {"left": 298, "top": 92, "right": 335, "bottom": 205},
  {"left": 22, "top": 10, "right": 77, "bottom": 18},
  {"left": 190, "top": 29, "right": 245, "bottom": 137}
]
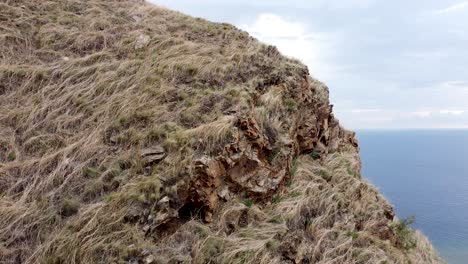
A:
[{"left": 0, "top": 0, "right": 444, "bottom": 263}]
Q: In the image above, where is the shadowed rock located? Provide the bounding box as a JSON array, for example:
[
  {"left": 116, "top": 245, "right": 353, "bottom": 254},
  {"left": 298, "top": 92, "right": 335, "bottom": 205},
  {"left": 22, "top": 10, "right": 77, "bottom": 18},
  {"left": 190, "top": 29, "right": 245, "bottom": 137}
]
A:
[{"left": 140, "top": 146, "right": 166, "bottom": 166}]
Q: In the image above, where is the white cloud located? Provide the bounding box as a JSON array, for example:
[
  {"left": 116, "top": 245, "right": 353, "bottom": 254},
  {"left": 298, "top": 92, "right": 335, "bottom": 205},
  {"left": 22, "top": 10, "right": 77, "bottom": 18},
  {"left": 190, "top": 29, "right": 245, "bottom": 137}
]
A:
[
  {"left": 411, "top": 111, "right": 432, "bottom": 118},
  {"left": 437, "top": 1, "right": 468, "bottom": 14},
  {"left": 303, "top": 0, "right": 374, "bottom": 9},
  {"left": 351, "top": 108, "right": 382, "bottom": 113},
  {"left": 241, "top": 13, "right": 305, "bottom": 39},
  {"left": 240, "top": 13, "right": 338, "bottom": 80},
  {"left": 440, "top": 80, "right": 468, "bottom": 91},
  {"left": 410, "top": 109, "right": 466, "bottom": 118},
  {"left": 440, "top": 110, "right": 465, "bottom": 115}
]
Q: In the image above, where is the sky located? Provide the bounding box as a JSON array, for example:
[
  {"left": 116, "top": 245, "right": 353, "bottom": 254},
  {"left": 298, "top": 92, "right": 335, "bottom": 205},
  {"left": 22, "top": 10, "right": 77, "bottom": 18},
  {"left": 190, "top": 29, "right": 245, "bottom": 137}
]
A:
[{"left": 148, "top": 0, "right": 468, "bottom": 129}]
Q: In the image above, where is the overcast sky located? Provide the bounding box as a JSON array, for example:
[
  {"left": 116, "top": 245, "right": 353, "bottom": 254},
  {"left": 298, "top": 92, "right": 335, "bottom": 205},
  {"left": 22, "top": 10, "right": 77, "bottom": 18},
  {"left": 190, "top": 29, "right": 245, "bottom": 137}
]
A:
[{"left": 149, "top": 0, "right": 468, "bottom": 129}]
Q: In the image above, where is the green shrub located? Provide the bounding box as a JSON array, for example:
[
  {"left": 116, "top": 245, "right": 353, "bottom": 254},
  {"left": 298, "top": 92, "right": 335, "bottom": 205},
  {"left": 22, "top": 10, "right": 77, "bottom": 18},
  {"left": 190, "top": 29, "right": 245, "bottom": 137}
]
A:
[
  {"left": 391, "top": 216, "right": 417, "bottom": 250},
  {"left": 309, "top": 151, "right": 320, "bottom": 160},
  {"left": 346, "top": 231, "right": 359, "bottom": 240},
  {"left": 7, "top": 151, "right": 16, "bottom": 161},
  {"left": 243, "top": 198, "right": 254, "bottom": 208},
  {"left": 284, "top": 98, "right": 297, "bottom": 112}
]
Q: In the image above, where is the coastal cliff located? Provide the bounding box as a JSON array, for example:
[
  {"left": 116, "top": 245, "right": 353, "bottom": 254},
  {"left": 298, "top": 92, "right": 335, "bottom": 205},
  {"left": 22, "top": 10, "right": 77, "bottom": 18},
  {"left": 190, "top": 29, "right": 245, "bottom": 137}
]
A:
[{"left": 0, "top": 0, "right": 443, "bottom": 263}]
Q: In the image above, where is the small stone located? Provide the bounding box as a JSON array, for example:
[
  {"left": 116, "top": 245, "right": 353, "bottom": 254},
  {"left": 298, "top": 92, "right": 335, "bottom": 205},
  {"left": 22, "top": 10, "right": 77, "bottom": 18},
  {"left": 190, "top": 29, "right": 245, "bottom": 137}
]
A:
[
  {"left": 141, "top": 249, "right": 150, "bottom": 256},
  {"left": 124, "top": 208, "right": 140, "bottom": 223},
  {"left": 159, "top": 175, "right": 167, "bottom": 182},
  {"left": 132, "top": 15, "right": 142, "bottom": 23},
  {"left": 218, "top": 187, "right": 231, "bottom": 200},
  {"left": 144, "top": 255, "right": 155, "bottom": 264},
  {"left": 155, "top": 212, "right": 169, "bottom": 224},
  {"left": 158, "top": 196, "right": 170, "bottom": 205},
  {"left": 204, "top": 211, "right": 213, "bottom": 223},
  {"left": 257, "top": 179, "right": 265, "bottom": 187},
  {"left": 135, "top": 34, "right": 151, "bottom": 50}
]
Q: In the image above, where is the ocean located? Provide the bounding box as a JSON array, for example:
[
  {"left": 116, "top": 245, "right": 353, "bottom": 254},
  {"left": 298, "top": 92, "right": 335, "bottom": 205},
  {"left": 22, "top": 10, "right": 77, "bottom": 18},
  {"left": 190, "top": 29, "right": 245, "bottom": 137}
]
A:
[{"left": 356, "top": 130, "right": 468, "bottom": 264}]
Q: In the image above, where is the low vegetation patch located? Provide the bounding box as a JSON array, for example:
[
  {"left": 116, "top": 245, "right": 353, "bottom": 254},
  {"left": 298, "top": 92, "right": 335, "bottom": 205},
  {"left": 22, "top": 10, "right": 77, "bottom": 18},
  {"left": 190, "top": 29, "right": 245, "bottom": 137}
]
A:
[{"left": 391, "top": 216, "right": 418, "bottom": 250}]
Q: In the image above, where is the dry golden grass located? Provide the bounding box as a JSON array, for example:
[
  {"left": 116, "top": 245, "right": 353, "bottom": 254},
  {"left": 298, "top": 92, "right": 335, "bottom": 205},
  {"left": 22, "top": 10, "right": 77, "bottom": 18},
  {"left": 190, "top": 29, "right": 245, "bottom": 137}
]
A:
[{"left": 0, "top": 0, "right": 444, "bottom": 263}]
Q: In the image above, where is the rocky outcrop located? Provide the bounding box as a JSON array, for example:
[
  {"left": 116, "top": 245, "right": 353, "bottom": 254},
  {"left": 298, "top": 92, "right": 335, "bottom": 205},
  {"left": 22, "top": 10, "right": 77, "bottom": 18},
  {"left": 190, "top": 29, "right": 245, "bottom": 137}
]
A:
[{"left": 171, "top": 75, "right": 360, "bottom": 226}]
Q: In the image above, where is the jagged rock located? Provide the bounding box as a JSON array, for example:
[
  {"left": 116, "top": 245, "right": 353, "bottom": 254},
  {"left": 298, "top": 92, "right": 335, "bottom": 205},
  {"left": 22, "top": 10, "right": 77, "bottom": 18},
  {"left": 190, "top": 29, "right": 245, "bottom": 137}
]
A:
[
  {"left": 236, "top": 116, "right": 270, "bottom": 149},
  {"left": 143, "top": 255, "right": 155, "bottom": 264},
  {"left": 218, "top": 187, "right": 230, "bottom": 200},
  {"left": 140, "top": 146, "right": 166, "bottom": 166},
  {"left": 296, "top": 114, "right": 319, "bottom": 152},
  {"left": 182, "top": 156, "right": 226, "bottom": 223},
  {"left": 124, "top": 207, "right": 141, "bottom": 223},
  {"left": 154, "top": 212, "right": 169, "bottom": 225},
  {"left": 157, "top": 196, "right": 170, "bottom": 205}
]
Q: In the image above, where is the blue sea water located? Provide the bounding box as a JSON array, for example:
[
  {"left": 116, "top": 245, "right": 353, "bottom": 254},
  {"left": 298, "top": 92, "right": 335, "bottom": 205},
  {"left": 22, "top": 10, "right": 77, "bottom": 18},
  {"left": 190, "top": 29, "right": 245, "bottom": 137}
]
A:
[{"left": 356, "top": 130, "right": 468, "bottom": 264}]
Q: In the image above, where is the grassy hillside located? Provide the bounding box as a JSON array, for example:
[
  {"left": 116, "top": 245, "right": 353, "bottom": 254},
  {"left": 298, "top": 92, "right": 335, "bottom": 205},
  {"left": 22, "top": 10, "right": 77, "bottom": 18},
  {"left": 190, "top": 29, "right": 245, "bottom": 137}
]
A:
[{"left": 0, "top": 0, "right": 443, "bottom": 263}]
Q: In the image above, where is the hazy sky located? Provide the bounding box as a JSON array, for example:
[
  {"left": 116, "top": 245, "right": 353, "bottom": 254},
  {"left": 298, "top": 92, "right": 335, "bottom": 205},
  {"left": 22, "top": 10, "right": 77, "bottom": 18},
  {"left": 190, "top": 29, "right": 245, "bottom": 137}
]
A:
[{"left": 149, "top": 0, "right": 468, "bottom": 129}]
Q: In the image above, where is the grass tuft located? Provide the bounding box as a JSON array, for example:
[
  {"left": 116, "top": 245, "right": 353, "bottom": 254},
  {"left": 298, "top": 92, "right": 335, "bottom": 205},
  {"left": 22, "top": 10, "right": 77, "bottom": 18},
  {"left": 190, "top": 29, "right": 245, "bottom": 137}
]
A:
[
  {"left": 243, "top": 199, "right": 254, "bottom": 208},
  {"left": 7, "top": 151, "right": 16, "bottom": 161},
  {"left": 284, "top": 98, "right": 297, "bottom": 112},
  {"left": 346, "top": 231, "right": 359, "bottom": 240},
  {"left": 59, "top": 198, "right": 80, "bottom": 217}
]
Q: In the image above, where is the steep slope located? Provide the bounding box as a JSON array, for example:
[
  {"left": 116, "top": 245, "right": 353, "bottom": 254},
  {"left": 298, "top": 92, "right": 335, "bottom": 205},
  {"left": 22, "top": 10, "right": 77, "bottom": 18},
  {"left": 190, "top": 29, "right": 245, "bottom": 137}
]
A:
[{"left": 0, "top": 0, "right": 443, "bottom": 263}]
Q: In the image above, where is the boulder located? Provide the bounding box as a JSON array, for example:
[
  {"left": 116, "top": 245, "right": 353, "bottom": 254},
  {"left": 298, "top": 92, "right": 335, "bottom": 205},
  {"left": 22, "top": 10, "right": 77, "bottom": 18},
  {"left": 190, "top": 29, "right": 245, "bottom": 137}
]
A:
[{"left": 140, "top": 146, "right": 166, "bottom": 166}]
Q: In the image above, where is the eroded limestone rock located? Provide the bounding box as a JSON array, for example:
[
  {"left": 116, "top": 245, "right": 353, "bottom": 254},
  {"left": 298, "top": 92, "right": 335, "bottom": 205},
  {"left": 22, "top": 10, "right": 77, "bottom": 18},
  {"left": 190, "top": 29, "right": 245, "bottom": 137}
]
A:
[{"left": 140, "top": 146, "right": 166, "bottom": 166}]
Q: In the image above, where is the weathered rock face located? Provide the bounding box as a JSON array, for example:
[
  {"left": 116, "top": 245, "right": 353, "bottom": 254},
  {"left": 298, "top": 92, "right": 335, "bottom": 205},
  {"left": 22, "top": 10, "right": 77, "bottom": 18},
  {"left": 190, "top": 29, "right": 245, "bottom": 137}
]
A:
[
  {"left": 175, "top": 75, "right": 359, "bottom": 224},
  {"left": 186, "top": 157, "right": 225, "bottom": 222}
]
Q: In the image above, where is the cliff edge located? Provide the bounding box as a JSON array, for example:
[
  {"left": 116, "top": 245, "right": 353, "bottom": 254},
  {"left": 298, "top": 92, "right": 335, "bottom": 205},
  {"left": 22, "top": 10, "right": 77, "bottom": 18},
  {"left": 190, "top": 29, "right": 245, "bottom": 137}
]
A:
[{"left": 0, "top": 0, "right": 444, "bottom": 263}]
